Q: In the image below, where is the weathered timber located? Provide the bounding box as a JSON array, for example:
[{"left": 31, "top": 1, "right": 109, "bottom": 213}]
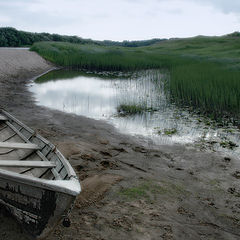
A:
[
  {"left": 0, "top": 160, "right": 56, "bottom": 168},
  {"left": 0, "top": 142, "right": 40, "bottom": 150},
  {"left": 0, "top": 114, "right": 7, "bottom": 121}
]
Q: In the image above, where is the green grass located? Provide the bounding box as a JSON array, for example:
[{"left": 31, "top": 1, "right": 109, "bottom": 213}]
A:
[
  {"left": 118, "top": 181, "right": 169, "bottom": 201},
  {"left": 31, "top": 35, "right": 240, "bottom": 123},
  {"left": 118, "top": 180, "right": 189, "bottom": 201}
]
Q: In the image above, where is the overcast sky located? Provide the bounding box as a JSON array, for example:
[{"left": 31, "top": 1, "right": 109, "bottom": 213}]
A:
[{"left": 0, "top": 0, "right": 239, "bottom": 41}]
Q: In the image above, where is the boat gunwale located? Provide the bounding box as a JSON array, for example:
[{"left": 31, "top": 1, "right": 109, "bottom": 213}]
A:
[
  {"left": 0, "top": 163, "right": 80, "bottom": 196},
  {"left": 2, "top": 109, "right": 51, "bottom": 145}
]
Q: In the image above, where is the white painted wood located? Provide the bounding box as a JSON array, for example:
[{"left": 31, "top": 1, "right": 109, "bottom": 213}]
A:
[
  {"left": 0, "top": 114, "right": 7, "bottom": 121},
  {"left": 37, "top": 151, "right": 61, "bottom": 180},
  {"left": 0, "top": 160, "right": 56, "bottom": 168},
  {"left": 0, "top": 142, "right": 40, "bottom": 149},
  {"left": 0, "top": 168, "right": 80, "bottom": 195}
]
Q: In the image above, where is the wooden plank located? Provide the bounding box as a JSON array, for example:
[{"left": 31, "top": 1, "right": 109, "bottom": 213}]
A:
[
  {"left": 0, "top": 142, "right": 40, "bottom": 150},
  {"left": 6, "top": 122, "right": 61, "bottom": 180},
  {"left": 37, "top": 151, "right": 61, "bottom": 180},
  {"left": 0, "top": 114, "right": 7, "bottom": 121},
  {"left": 0, "top": 160, "right": 56, "bottom": 168}
]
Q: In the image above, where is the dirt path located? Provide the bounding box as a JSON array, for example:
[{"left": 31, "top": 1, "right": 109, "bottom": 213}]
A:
[{"left": 0, "top": 48, "right": 240, "bottom": 240}]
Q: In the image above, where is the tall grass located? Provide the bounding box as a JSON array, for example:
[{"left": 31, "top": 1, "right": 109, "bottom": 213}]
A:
[
  {"left": 31, "top": 42, "right": 188, "bottom": 70},
  {"left": 170, "top": 62, "right": 240, "bottom": 120},
  {"left": 31, "top": 37, "right": 240, "bottom": 123}
]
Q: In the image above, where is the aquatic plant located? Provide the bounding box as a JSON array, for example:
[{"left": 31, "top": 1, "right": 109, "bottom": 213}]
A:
[
  {"left": 117, "top": 104, "right": 148, "bottom": 115},
  {"left": 155, "top": 128, "right": 178, "bottom": 136},
  {"left": 163, "top": 128, "right": 177, "bottom": 136},
  {"left": 220, "top": 140, "right": 238, "bottom": 149}
]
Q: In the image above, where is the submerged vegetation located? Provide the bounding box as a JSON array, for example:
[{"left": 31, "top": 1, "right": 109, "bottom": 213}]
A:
[
  {"left": 35, "top": 69, "right": 126, "bottom": 83},
  {"left": 31, "top": 34, "right": 240, "bottom": 123}
]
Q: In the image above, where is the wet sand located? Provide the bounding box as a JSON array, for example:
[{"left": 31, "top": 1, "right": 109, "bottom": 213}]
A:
[{"left": 0, "top": 48, "right": 240, "bottom": 240}]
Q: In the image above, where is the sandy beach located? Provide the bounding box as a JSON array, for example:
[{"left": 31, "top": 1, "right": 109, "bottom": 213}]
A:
[{"left": 0, "top": 48, "right": 240, "bottom": 240}]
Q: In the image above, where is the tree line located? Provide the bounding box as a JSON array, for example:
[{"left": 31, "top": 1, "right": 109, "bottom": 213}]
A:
[{"left": 0, "top": 27, "right": 166, "bottom": 47}]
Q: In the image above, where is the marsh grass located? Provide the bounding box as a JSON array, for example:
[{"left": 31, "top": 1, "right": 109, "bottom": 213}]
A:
[
  {"left": 31, "top": 36, "right": 240, "bottom": 123},
  {"left": 170, "top": 62, "right": 240, "bottom": 121},
  {"left": 30, "top": 41, "right": 190, "bottom": 71}
]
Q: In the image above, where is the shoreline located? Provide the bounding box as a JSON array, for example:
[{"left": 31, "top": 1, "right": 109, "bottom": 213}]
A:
[{"left": 0, "top": 48, "right": 240, "bottom": 240}]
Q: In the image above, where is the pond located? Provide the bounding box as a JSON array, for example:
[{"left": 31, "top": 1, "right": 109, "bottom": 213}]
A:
[{"left": 29, "top": 69, "right": 240, "bottom": 158}]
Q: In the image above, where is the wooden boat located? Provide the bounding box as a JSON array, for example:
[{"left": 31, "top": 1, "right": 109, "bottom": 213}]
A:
[{"left": 0, "top": 109, "right": 81, "bottom": 239}]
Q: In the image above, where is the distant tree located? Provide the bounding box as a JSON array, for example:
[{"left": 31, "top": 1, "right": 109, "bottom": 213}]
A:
[
  {"left": 227, "top": 32, "right": 240, "bottom": 37},
  {"left": 0, "top": 27, "right": 166, "bottom": 47}
]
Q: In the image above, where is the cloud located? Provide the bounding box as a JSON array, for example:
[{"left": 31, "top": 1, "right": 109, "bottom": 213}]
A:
[
  {"left": 192, "top": 0, "right": 240, "bottom": 14},
  {"left": 0, "top": 0, "right": 239, "bottom": 40},
  {"left": 0, "top": 15, "right": 11, "bottom": 23}
]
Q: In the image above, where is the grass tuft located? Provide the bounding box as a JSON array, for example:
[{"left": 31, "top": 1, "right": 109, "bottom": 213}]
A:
[{"left": 117, "top": 104, "right": 156, "bottom": 115}]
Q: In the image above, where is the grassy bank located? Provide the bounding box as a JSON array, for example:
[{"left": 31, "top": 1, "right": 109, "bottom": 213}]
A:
[{"left": 31, "top": 35, "right": 240, "bottom": 123}]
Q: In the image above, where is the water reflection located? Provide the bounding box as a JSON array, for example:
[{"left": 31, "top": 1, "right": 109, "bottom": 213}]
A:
[
  {"left": 30, "top": 70, "right": 240, "bottom": 158},
  {"left": 31, "top": 73, "right": 119, "bottom": 119}
]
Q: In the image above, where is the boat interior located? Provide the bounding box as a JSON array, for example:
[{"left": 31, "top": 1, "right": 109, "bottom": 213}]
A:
[{"left": 0, "top": 112, "right": 69, "bottom": 181}]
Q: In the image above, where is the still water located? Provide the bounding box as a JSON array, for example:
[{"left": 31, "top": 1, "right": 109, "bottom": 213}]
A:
[{"left": 30, "top": 70, "right": 240, "bottom": 158}]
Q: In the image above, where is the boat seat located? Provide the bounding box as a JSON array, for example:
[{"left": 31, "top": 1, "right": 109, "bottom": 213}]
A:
[
  {"left": 0, "top": 160, "right": 56, "bottom": 168},
  {"left": 0, "top": 114, "right": 7, "bottom": 121},
  {"left": 0, "top": 142, "right": 40, "bottom": 150}
]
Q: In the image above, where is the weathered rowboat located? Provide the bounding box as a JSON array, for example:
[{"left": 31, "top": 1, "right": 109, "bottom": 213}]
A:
[{"left": 0, "top": 109, "right": 81, "bottom": 239}]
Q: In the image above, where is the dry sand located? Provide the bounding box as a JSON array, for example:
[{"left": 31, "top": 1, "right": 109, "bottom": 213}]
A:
[{"left": 0, "top": 48, "right": 240, "bottom": 240}]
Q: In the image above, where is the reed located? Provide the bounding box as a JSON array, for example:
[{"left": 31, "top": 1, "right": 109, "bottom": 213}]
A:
[
  {"left": 169, "top": 62, "right": 240, "bottom": 121},
  {"left": 31, "top": 36, "right": 240, "bottom": 123}
]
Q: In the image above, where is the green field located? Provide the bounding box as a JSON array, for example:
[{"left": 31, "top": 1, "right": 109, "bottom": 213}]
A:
[{"left": 31, "top": 34, "right": 240, "bottom": 124}]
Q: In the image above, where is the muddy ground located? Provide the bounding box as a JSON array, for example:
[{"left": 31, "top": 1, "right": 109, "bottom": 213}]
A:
[{"left": 0, "top": 48, "right": 240, "bottom": 240}]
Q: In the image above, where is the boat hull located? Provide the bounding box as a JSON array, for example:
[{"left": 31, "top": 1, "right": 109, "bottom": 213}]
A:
[{"left": 0, "top": 173, "right": 75, "bottom": 239}]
